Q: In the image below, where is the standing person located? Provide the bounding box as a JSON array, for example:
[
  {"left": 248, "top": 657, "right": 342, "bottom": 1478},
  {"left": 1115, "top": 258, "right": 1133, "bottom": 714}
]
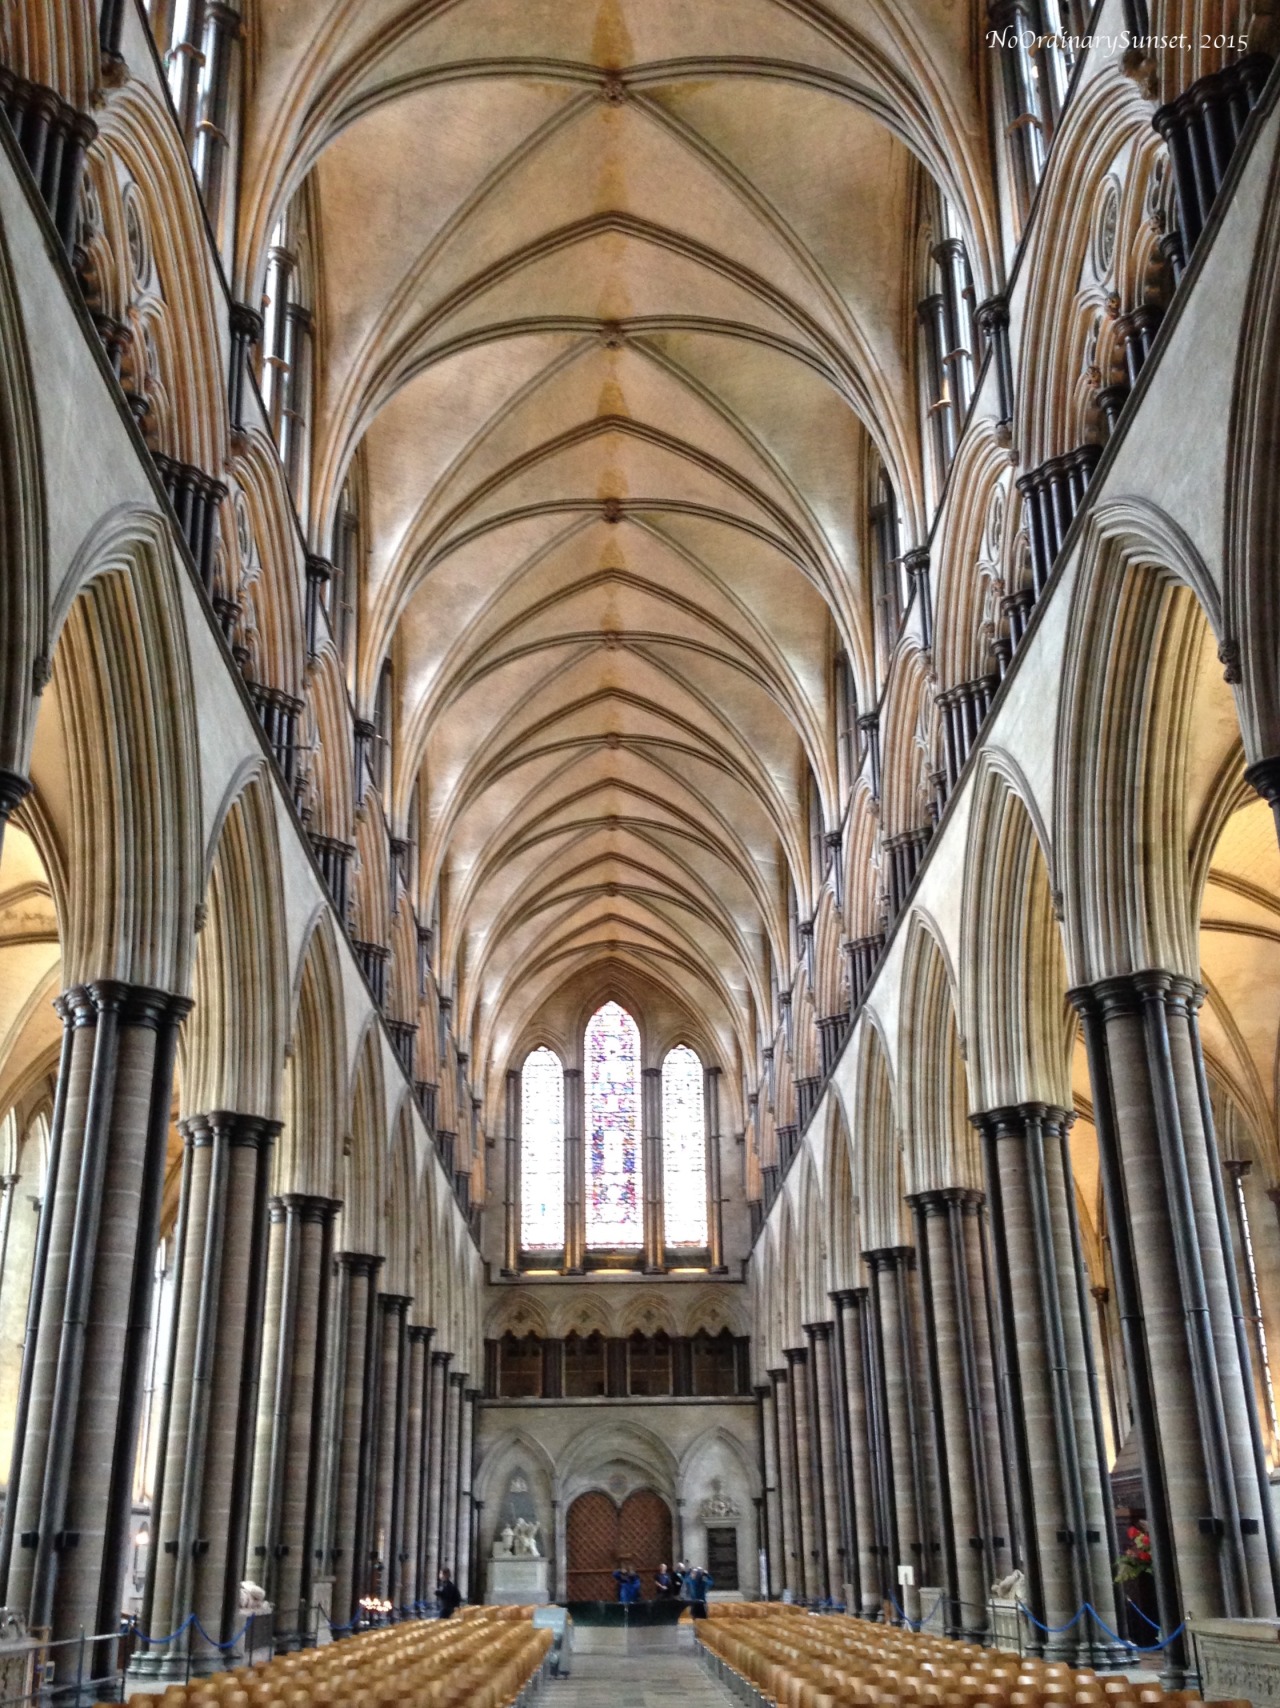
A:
[
  {"left": 612, "top": 1564, "right": 640, "bottom": 1603},
  {"left": 689, "top": 1564, "right": 713, "bottom": 1619},
  {"left": 436, "top": 1567, "right": 462, "bottom": 1618},
  {"left": 674, "top": 1559, "right": 689, "bottom": 1599},
  {"left": 655, "top": 1562, "right": 675, "bottom": 1599}
]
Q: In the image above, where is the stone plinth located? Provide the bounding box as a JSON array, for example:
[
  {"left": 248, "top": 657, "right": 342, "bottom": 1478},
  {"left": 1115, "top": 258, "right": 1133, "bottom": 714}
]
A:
[
  {"left": 1193, "top": 1618, "right": 1280, "bottom": 1703},
  {"left": 487, "top": 1557, "right": 551, "bottom": 1605}
]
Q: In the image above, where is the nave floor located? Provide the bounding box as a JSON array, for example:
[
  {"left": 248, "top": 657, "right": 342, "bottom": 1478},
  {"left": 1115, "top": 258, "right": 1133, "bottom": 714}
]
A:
[{"left": 549, "top": 1651, "right": 736, "bottom": 1707}]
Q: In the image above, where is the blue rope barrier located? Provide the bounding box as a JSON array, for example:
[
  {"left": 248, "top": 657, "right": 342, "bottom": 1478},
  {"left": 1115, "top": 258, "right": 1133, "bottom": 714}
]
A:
[
  {"left": 1083, "top": 1605, "right": 1186, "bottom": 1654},
  {"left": 889, "top": 1593, "right": 946, "bottom": 1631},
  {"left": 1014, "top": 1601, "right": 1185, "bottom": 1654},
  {"left": 134, "top": 1613, "right": 197, "bottom": 1646},
  {"left": 1125, "top": 1597, "right": 1161, "bottom": 1631}
]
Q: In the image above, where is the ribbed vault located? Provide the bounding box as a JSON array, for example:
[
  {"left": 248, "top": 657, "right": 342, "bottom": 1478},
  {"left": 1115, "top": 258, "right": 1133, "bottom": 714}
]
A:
[{"left": 234, "top": 0, "right": 997, "bottom": 1093}]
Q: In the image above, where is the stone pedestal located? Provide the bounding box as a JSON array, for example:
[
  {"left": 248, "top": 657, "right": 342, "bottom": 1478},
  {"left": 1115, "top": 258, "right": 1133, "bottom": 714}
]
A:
[
  {"left": 990, "top": 1596, "right": 1032, "bottom": 1653},
  {"left": 486, "top": 1557, "right": 551, "bottom": 1605},
  {"left": 1192, "top": 1618, "right": 1280, "bottom": 1702}
]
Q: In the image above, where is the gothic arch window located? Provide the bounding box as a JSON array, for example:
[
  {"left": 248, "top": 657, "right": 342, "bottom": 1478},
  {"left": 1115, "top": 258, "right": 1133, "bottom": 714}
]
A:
[
  {"left": 585, "top": 1001, "right": 641, "bottom": 1249},
  {"left": 662, "top": 1044, "right": 708, "bottom": 1249},
  {"left": 521, "top": 1046, "right": 564, "bottom": 1253}
]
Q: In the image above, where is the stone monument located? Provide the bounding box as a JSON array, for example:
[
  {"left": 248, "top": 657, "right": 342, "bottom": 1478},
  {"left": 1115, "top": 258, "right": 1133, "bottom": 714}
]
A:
[{"left": 486, "top": 1471, "right": 551, "bottom": 1605}]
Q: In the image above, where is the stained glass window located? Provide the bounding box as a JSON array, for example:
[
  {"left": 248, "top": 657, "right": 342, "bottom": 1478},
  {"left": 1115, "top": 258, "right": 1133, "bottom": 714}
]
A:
[
  {"left": 521, "top": 1046, "right": 564, "bottom": 1251},
  {"left": 662, "top": 1045, "right": 708, "bottom": 1247},
  {"left": 585, "top": 1001, "right": 641, "bottom": 1248}
]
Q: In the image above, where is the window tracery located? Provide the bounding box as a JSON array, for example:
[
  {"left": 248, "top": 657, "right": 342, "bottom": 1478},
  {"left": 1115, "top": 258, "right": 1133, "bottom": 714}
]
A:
[
  {"left": 520, "top": 1046, "right": 564, "bottom": 1252},
  {"left": 662, "top": 1044, "right": 708, "bottom": 1249},
  {"left": 585, "top": 1001, "right": 641, "bottom": 1249}
]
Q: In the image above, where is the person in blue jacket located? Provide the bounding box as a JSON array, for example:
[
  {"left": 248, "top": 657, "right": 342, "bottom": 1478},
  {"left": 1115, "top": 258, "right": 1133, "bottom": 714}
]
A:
[{"left": 612, "top": 1565, "right": 641, "bottom": 1603}]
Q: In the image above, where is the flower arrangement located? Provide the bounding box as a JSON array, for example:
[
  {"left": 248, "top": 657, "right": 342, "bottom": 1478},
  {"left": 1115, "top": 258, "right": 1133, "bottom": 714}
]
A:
[{"left": 1114, "top": 1525, "right": 1152, "bottom": 1582}]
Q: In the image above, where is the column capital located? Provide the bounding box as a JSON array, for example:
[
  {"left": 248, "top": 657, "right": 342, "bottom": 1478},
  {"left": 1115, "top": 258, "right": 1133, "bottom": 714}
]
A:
[
  {"left": 0, "top": 769, "right": 32, "bottom": 820},
  {"left": 464, "top": 1387, "right": 482, "bottom": 1403},
  {"left": 229, "top": 300, "right": 264, "bottom": 343},
  {"left": 974, "top": 292, "right": 1010, "bottom": 333},
  {"left": 1066, "top": 969, "right": 1200, "bottom": 1021},
  {"left": 378, "top": 1293, "right": 412, "bottom": 1316},
  {"left": 802, "top": 1320, "right": 834, "bottom": 1342},
  {"left": 449, "top": 1370, "right": 466, "bottom": 1389},
  {"left": 753, "top": 1383, "right": 772, "bottom": 1400},
  {"left": 862, "top": 1244, "right": 915, "bottom": 1273},
  {"left": 408, "top": 1324, "right": 435, "bottom": 1346},
  {"left": 906, "top": 1185, "right": 985, "bottom": 1214},
  {"left": 274, "top": 1192, "right": 341, "bottom": 1224},
  {"left": 767, "top": 1366, "right": 788, "bottom": 1383},
  {"left": 336, "top": 1250, "right": 385, "bottom": 1278},
  {"left": 178, "top": 1110, "right": 282, "bottom": 1148},
  {"left": 432, "top": 1349, "right": 453, "bottom": 1369},
  {"left": 783, "top": 1344, "right": 808, "bottom": 1368}
]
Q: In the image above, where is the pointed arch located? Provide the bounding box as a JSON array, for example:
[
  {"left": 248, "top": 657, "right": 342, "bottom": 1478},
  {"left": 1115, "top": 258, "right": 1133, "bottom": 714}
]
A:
[
  {"left": 182, "top": 766, "right": 289, "bottom": 1119},
  {"left": 281, "top": 911, "right": 346, "bottom": 1197},
  {"left": 1054, "top": 500, "right": 1230, "bottom": 983},
  {"left": 850, "top": 1014, "right": 901, "bottom": 1251},
  {"left": 898, "top": 913, "right": 977, "bottom": 1193},
  {"left": 43, "top": 508, "right": 201, "bottom": 993},
  {"left": 962, "top": 755, "right": 1072, "bottom": 1112}
]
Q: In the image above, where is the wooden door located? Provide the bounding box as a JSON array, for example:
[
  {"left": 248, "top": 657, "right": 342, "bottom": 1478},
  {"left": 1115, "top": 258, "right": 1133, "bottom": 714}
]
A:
[{"left": 565, "top": 1488, "right": 673, "bottom": 1601}]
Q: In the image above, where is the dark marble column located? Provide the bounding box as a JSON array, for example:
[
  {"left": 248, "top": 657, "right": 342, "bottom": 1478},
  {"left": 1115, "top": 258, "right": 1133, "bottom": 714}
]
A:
[
  {"left": 423, "top": 1350, "right": 452, "bottom": 1595},
  {"left": 805, "top": 1322, "right": 843, "bottom": 1600},
  {"left": 769, "top": 1366, "right": 800, "bottom": 1595},
  {"left": 785, "top": 1346, "right": 818, "bottom": 1596},
  {"left": 502, "top": 1069, "right": 520, "bottom": 1275},
  {"left": 973, "top": 1104, "right": 1116, "bottom": 1663},
  {"left": 563, "top": 1069, "right": 584, "bottom": 1273},
  {"left": 439, "top": 1371, "right": 465, "bottom": 1577},
  {"left": 328, "top": 1253, "right": 382, "bottom": 1625},
  {"left": 134, "top": 1112, "right": 277, "bottom": 1674},
  {"left": 832, "top": 1288, "right": 876, "bottom": 1615},
  {"left": 756, "top": 1383, "right": 782, "bottom": 1597},
  {"left": 247, "top": 1193, "right": 338, "bottom": 1648},
  {"left": 372, "top": 1295, "right": 411, "bottom": 1608},
  {"left": 401, "top": 1326, "right": 431, "bottom": 1609},
  {"left": 705, "top": 1066, "right": 726, "bottom": 1271},
  {"left": 864, "top": 1246, "right": 937, "bottom": 1617},
  {"left": 457, "top": 1388, "right": 479, "bottom": 1596},
  {"left": 641, "top": 1067, "right": 664, "bottom": 1271},
  {"left": 1072, "top": 976, "right": 1280, "bottom": 1667},
  {"left": 0, "top": 984, "right": 188, "bottom": 1659}
]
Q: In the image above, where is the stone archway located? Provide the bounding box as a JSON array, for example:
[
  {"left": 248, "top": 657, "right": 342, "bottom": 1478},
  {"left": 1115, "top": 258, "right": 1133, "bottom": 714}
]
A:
[{"left": 565, "top": 1488, "right": 673, "bottom": 1601}]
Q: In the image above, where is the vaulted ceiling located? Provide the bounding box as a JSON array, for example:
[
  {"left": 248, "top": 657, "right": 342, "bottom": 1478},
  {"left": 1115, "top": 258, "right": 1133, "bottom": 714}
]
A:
[{"left": 237, "top": 0, "right": 995, "bottom": 1086}]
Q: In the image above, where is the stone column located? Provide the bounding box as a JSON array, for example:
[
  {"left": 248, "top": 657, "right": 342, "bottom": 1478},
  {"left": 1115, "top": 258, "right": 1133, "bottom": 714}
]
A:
[
  {"left": 457, "top": 1389, "right": 478, "bottom": 1596},
  {"left": 757, "top": 1384, "right": 783, "bottom": 1597},
  {"left": 423, "top": 1350, "right": 451, "bottom": 1595},
  {"left": 974, "top": 1104, "right": 1115, "bottom": 1662},
  {"left": 563, "top": 1069, "right": 584, "bottom": 1273},
  {"left": 0, "top": 986, "right": 188, "bottom": 1657},
  {"left": 785, "top": 1346, "right": 818, "bottom": 1597},
  {"left": 402, "top": 1327, "right": 431, "bottom": 1608},
  {"left": 805, "top": 1323, "right": 843, "bottom": 1601},
  {"left": 1073, "top": 977, "right": 1280, "bottom": 1662},
  {"left": 139, "top": 1112, "right": 277, "bottom": 1674},
  {"left": 248, "top": 1194, "right": 338, "bottom": 1647},
  {"left": 865, "top": 1247, "right": 933, "bottom": 1618},
  {"left": 911, "top": 1191, "right": 987, "bottom": 1636},
  {"left": 769, "top": 1366, "right": 800, "bottom": 1595},
  {"left": 832, "top": 1288, "right": 877, "bottom": 1615},
  {"left": 502, "top": 1070, "right": 519, "bottom": 1275},
  {"left": 328, "top": 1252, "right": 382, "bottom": 1626},
  {"left": 440, "top": 1371, "right": 464, "bottom": 1577},
  {"left": 641, "top": 1067, "right": 664, "bottom": 1271},
  {"left": 705, "top": 1066, "right": 726, "bottom": 1271},
  {"left": 372, "top": 1295, "right": 410, "bottom": 1608}
]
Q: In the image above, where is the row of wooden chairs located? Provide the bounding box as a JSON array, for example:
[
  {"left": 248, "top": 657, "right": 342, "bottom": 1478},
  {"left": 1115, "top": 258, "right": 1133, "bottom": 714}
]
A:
[
  {"left": 126, "top": 1609, "right": 552, "bottom": 1708},
  {"left": 696, "top": 1607, "right": 1240, "bottom": 1708}
]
